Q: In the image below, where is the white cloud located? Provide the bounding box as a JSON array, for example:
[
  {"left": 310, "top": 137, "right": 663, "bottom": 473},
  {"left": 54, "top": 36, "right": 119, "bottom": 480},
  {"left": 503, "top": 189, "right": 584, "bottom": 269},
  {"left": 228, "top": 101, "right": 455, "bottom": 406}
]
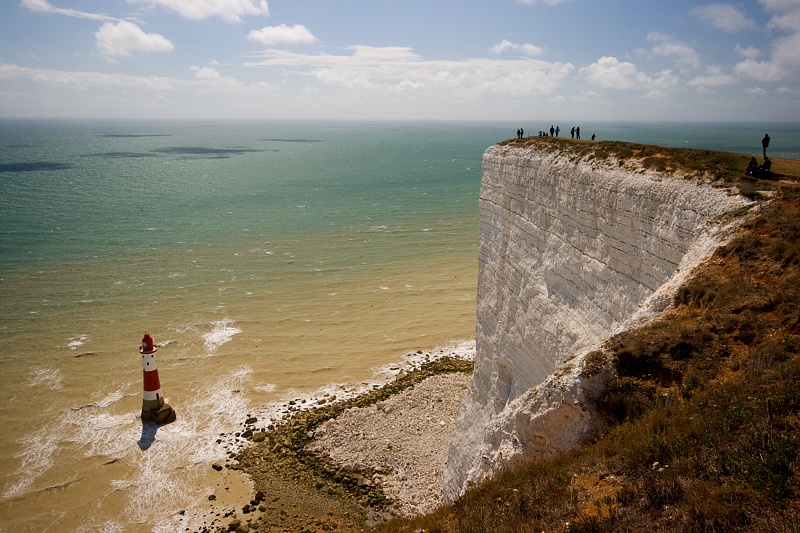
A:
[
  {"left": 190, "top": 65, "right": 243, "bottom": 87},
  {"left": 0, "top": 62, "right": 246, "bottom": 94},
  {"left": 21, "top": 0, "right": 117, "bottom": 21},
  {"left": 735, "top": 44, "right": 761, "bottom": 59},
  {"left": 244, "top": 46, "right": 574, "bottom": 98},
  {"left": 734, "top": 30, "right": 800, "bottom": 81},
  {"left": 0, "top": 63, "right": 177, "bottom": 91},
  {"left": 191, "top": 66, "right": 221, "bottom": 80},
  {"left": 745, "top": 86, "right": 766, "bottom": 95},
  {"left": 491, "top": 39, "right": 544, "bottom": 57},
  {"left": 732, "top": 2, "right": 800, "bottom": 82},
  {"left": 773, "top": 28, "right": 800, "bottom": 68},
  {"left": 247, "top": 24, "right": 317, "bottom": 45},
  {"left": 95, "top": 20, "right": 174, "bottom": 59},
  {"left": 762, "top": 0, "right": 800, "bottom": 32},
  {"left": 691, "top": 4, "right": 756, "bottom": 32},
  {"left": 733, "top": 58, "right": 787, "bottom": 80},
  {"left": 688, "top": 65, "right": 737, "bottom": 87},
  {"left": 130, "top": 0, "right": 269, "bottom": 22},
  {"left": 397, "top": 79, "right": 425, "bottom": 91},
  {"left": 776, "top": 85, "right": 799, "bottom": 95},
  {"left": 647, "top": 32, "right": 700, "bottom": 70},
  {"left": 580, "top": 56, "right": 677, "bottom": 96},
  {"left": 315, "top": 69, "right": 376, "bottom": 90}
]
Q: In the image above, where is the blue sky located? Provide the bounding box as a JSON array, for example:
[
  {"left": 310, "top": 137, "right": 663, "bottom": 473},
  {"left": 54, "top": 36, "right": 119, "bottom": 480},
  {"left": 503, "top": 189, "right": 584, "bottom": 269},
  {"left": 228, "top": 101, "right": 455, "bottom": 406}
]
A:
[{"left": 1, "top": 0, "right": 799, "bottom": 121}]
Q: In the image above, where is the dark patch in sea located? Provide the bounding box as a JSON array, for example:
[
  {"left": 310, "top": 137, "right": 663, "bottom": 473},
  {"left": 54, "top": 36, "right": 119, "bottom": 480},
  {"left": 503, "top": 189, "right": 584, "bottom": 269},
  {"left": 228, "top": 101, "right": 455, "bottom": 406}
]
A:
[
  {"left": 0, "top": 162, "right": 71, "bottom": 173},
  {"left": 98, "top": 133, "right": 172, "bottom": 138},
  {"left": 87, "top": 152, "right": 160, "bottom": 159},
  {"left": 151, "top": 146, "right": 267, "bottom": 158},
  {"left": 262, "top": 138, "right": 323, "bottom": 143}
]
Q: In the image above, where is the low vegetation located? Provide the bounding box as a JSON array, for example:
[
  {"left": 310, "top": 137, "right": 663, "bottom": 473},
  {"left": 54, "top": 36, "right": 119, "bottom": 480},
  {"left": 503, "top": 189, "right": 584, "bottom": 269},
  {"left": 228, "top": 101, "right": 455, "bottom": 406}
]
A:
[
  {"left": 377, "top": 173, "right": 800, "bottom": 531},
  {"left": 499, "top": 135, "right": 800, "bottom": 191},
  {"left": 372, "top": 141, "right": 800, "bottom": 532}
]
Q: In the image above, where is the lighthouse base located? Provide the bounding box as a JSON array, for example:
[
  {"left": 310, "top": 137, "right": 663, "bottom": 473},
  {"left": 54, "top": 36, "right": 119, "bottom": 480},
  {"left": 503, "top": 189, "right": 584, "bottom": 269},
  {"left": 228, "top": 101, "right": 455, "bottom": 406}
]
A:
[{"left": 141, "top": 401, "right": 177, "bottom": 424}]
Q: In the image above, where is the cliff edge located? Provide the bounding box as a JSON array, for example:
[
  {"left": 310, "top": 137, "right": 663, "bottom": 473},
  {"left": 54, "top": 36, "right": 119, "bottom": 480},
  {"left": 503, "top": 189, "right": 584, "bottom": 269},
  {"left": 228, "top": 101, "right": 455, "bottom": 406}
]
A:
[{"left": 443, "top": 142, "right": 750, "bottom": 502}]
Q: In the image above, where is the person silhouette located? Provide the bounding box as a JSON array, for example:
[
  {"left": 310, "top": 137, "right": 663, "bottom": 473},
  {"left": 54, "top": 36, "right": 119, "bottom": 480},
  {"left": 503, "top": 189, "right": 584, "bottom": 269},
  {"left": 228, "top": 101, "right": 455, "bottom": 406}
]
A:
[
  {"left": 762, "top": 134, "right": 770, "bottom": 157},
  {"left": 747, "top": 157, "right": 759, "bottom": 176},
  {"left": 760, "top": 156, "right": 771, "bottom": 175}
]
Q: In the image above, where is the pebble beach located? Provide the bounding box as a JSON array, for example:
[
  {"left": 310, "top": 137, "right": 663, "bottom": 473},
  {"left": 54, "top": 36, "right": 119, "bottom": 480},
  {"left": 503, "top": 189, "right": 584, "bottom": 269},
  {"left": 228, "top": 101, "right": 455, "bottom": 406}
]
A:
[{"left": 192, "top": 346, "right": 475, "bottom": 532}]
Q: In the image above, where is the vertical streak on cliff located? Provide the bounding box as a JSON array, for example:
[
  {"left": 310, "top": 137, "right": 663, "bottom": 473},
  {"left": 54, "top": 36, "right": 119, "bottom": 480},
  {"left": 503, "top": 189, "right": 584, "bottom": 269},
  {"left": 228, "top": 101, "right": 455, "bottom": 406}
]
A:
[{"left": 443, "top": 144, "right": 749, "bottom": 502}]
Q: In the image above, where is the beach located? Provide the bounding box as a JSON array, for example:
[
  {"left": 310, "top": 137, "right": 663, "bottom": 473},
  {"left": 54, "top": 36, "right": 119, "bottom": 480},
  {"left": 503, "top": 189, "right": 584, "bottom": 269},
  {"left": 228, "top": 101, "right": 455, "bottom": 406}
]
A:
[{"left": 192, "top": 346, "right": 475, "bottom": 532}]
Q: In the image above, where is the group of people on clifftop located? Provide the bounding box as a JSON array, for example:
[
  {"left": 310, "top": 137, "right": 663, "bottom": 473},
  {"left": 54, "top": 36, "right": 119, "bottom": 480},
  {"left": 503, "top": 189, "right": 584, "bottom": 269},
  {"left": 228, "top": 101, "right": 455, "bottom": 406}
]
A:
[
  {"left": 746, "top": 133, "right": 773, "bottom": 178},
  {"left": 516, "top": 126, "right": 595, "bottom": 141},
  {"left": 514, "top": 129, "right": 775, "bottom": 177}
]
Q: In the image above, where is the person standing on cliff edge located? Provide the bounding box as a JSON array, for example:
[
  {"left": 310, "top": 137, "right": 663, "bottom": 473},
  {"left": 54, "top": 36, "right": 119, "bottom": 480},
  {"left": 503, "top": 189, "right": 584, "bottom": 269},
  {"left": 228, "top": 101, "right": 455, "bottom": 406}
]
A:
[{"left": 762, "top": 134, "right": 770, "bottom": 157}]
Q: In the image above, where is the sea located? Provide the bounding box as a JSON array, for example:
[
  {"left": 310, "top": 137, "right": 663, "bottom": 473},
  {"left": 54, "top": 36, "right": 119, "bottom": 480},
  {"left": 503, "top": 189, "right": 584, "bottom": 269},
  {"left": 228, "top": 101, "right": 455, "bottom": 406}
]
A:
[{"left": 0, "top": 119, "right": 798, "bottom": 532}]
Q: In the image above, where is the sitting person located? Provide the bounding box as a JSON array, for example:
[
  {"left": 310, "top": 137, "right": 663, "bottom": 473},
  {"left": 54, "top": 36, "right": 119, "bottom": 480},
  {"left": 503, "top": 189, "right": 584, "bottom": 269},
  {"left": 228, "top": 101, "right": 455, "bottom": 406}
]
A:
[
  {"left": 759, "top": 156, "right": 772, "bottom": 176},
  {"left": 746, "top": 156, "right": 759, "bottom": 176}
]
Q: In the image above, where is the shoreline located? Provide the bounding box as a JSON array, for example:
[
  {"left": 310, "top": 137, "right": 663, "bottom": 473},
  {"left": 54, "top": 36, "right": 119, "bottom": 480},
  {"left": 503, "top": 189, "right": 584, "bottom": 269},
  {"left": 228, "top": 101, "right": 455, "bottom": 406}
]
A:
[{"left": 188, "top": 340, "right": 475, "bottom": 532}]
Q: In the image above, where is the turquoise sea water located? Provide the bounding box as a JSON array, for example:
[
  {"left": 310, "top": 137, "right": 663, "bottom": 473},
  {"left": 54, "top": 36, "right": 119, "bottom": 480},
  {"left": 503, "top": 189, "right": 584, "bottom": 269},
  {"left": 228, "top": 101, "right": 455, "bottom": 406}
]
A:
[{"left": 0, "top": 119, "right": 797, "bottom": 531}]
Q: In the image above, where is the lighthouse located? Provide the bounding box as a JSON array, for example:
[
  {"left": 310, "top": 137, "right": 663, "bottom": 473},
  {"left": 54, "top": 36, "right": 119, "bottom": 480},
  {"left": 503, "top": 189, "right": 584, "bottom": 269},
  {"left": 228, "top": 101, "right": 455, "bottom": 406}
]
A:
[{"left": 140, "top": 333, "right": 176, "bottom": 424}]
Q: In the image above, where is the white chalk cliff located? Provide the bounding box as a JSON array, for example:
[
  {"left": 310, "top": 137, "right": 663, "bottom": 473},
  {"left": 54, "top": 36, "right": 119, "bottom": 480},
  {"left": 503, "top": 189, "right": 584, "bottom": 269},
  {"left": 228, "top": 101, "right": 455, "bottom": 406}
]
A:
[{"left": 442, "top": 143, "right": 750, "bottom": 502}]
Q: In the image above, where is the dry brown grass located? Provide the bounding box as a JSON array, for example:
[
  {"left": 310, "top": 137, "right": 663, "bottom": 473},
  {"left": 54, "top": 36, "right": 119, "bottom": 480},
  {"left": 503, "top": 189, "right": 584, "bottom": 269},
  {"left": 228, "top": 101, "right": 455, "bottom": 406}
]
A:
[
  {"left": 375, "top": 145, "right": 800, "bottom": 533},
  {"left": 499, "top": 135, "right": 800, "bottom": 187}
]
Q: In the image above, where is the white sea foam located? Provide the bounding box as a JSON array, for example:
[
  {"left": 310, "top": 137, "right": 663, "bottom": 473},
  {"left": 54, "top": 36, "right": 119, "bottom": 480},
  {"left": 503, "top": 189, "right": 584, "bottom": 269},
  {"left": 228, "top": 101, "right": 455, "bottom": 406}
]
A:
[
  {"left": 3, "top": 422, "right": 61, "bottom": 498},
  {"left": 66, "top": 334, "right": 89, "bottom": 350},
  {"left": 97, "top": 365, "right": 255, "bottom": 529},
  {"left": 71, "top": 389, "right": 135, "bottom": 412},
  {"left": 26, "top": 366, "right": 64, "bottom": 390},
  {"left": 77, "top": 521, "right": 124, "bottom": 533},
  {"left": 255, "top": 383, "right": 276, "bottom": 393},
  {"left": 71, "top": 412, "right": 140, "bottom": 459},
  {"left": 202, "top": 318, "right": 241, "bottom": 355}
]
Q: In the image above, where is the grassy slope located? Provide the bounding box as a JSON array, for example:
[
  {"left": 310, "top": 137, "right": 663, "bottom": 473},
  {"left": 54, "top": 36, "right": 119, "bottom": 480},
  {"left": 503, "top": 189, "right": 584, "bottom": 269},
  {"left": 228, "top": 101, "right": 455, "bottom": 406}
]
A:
[{"left": 377, "top": 138, "right": 800, "bottom": 533}]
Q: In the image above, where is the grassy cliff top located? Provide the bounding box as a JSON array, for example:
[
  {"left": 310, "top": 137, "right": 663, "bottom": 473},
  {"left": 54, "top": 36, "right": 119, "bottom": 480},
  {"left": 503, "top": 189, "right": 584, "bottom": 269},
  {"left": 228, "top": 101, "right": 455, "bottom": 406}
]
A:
[{"left": 498, "top": 136, "right": 800, "bottom": 192}]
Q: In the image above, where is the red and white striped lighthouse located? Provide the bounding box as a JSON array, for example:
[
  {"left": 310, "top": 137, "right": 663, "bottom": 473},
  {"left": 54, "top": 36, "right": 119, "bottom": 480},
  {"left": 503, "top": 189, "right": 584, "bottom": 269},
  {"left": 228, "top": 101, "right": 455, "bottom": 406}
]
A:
[{"left": 140, "top": 333, "right": 176, "bottom": 424}]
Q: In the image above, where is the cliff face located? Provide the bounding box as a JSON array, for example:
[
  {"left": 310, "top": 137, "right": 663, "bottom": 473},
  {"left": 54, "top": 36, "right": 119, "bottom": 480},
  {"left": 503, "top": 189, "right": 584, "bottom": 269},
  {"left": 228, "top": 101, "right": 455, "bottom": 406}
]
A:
[{"left": 443, "top": 144, "right": 749, "bottom": 502}]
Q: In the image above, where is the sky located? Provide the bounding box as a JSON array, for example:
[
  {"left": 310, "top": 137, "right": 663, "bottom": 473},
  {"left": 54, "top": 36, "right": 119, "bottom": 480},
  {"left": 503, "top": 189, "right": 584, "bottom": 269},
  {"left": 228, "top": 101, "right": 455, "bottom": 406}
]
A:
[{"left": 1, "top": 0, "right": 799, "bottom": 122}]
